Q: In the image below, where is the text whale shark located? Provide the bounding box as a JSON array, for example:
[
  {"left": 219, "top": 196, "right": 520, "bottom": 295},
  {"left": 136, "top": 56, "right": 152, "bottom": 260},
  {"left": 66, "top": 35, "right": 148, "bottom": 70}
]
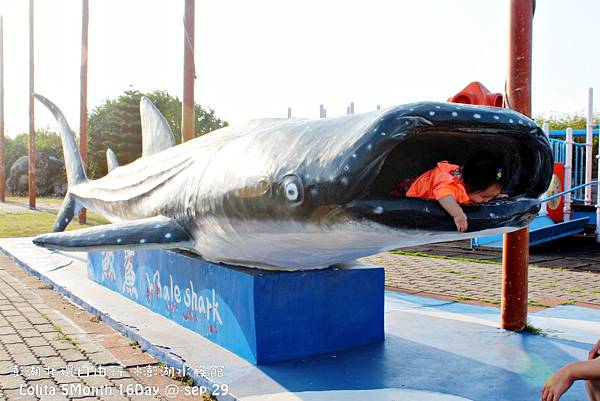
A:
[{"left": 32, "top": 95, "right": 552, "bottom": 271}]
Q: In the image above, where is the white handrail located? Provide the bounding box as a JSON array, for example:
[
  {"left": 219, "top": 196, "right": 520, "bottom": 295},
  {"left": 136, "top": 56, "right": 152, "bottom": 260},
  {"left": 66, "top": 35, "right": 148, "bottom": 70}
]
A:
[{"left": 564, "top": 127, "right": 573, "bottom": 221}]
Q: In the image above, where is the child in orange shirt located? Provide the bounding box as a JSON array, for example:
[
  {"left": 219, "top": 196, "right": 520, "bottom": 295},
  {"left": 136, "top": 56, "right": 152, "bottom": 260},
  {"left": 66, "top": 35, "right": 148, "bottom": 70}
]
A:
[{"left": 402, "top": 152, "right": 504, "bottom": 232}]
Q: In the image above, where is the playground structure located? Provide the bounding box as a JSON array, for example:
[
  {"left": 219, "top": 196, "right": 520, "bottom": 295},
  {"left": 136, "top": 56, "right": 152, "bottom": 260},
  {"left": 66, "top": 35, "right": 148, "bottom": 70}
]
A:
[{"left": 473, "top": 87, "right": 600, "bottom": 248}]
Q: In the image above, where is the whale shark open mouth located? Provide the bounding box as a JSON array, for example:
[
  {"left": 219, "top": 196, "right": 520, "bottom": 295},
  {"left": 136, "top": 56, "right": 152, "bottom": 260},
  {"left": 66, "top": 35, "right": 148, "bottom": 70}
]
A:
[{"left": 345, "top": 106, "right": 553, "bottom": 233}]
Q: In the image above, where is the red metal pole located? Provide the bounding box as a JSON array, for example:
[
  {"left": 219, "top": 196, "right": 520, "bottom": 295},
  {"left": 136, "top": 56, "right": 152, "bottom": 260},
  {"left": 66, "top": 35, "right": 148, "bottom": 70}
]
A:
[
  {"left": 78, "top": 0, "right": 89, "bottom": 224},
  {"left": 182, "top": 0, "right": 195, "bottom": 143},
  {"left": 28, "top": 0, "right": 36, "bottom": 209},
  {"left": 501, "top": 0, "right": 534, "bottom": 331},
  {"left": 0, "top": 16, "right": 5, "bottom": 203}
]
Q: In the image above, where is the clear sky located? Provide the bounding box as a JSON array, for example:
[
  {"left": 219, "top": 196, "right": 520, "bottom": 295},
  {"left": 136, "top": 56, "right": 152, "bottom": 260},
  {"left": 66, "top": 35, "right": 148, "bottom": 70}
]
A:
[{"left": 0, "top": 0, "right": 598, "bottom": 137}]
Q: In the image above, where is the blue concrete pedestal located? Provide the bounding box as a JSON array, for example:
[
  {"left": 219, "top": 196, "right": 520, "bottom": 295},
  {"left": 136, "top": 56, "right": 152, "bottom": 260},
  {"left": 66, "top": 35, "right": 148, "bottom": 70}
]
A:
[{"left": 87, "top": 249, "right": 384, "bottom": 364}]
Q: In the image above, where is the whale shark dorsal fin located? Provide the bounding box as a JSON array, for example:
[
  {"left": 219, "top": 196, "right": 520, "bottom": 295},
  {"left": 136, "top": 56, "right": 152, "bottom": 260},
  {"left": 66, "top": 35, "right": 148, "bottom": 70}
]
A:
[
  {"left": 140, "top": 96, "right": 176, "bottom": 157},
  {"left": 106, "top": 148, "right": 119, "bottom": 172},
  {"left": 33, "top": 216, "right": 193, "bottom": 252}
]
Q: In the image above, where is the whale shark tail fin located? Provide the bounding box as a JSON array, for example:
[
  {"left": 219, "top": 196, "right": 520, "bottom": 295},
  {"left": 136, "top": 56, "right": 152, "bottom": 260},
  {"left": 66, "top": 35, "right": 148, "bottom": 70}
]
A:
[
  {"left": 34, "top": 94, "right": 88, "bottom": 187},
  {"left": 34, "top": 94, "right": 88, "bottom": 232}
]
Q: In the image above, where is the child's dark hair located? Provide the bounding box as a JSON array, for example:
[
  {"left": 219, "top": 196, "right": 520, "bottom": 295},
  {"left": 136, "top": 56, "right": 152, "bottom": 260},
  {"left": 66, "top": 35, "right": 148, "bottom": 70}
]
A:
[{"left": 462, "top": 152, "right": 504, "bottom": 193}]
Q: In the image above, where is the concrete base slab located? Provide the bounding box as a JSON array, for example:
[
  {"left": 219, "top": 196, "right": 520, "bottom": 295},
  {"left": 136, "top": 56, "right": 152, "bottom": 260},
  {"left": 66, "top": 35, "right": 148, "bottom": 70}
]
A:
[{"left": 1, "top": 238, "right": 598, "bottom": 401}]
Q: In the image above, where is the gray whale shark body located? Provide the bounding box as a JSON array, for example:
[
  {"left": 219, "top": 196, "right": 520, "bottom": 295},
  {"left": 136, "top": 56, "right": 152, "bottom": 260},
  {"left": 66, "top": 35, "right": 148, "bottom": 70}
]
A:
[{"left": 33, "top": 95, "right": 552, "bottom": 270}]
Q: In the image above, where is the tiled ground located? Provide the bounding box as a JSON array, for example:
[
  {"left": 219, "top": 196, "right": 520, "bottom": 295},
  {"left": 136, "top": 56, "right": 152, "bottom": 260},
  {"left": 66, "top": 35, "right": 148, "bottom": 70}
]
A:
[
  {"left": 0, "top": 252, "right": 208, "bottom": 401},
  {"left": 361, "top": 251, "right": 600, "bottom": 307}
]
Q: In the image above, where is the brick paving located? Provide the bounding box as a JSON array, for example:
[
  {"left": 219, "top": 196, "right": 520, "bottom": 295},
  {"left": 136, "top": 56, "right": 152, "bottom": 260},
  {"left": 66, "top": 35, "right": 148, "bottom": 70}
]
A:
[
  {"left": 361, "top": 251, "right": 600, "bottom": 307},
  {"left": 403, "top": 234, "right": 600, "bottom": 272},
  {"left": 0, "top": 253, "right": 211, "bottom": 401}
]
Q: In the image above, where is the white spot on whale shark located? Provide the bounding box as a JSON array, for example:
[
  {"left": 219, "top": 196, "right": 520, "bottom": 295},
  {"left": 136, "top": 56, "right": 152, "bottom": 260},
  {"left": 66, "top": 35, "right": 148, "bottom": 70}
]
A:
[
  {"left": 493, "top": 115, "right": 500, "bottom": 120},
  {"left": 139, "top": 239, "right": 146, "bottom": 244},
  {"left": 310, "top": 188, "right": 318, "bottom": 196},
  {"left": 117, "top": 238, "right": 122, "bottom": 244},
  {"left": 340, "top": 177, "right": 349, "bottom": 185},
  {"left": 451, "top": 112, "right": 458, "bottom": 117},
  {"left": 373, "top": 206, "right": 383, "bottom": 214},
  {"left": 429, "top": 111, "right": 435, "bottom": 116},
  {"left": 239, "top": 388, "right": 474, "bottom": 401},
  {"left": 165, "top": 233, "right": 172, "bottom": 239},
  {"left": 473, "top": 113, "right": 481, "bottom": 119}
]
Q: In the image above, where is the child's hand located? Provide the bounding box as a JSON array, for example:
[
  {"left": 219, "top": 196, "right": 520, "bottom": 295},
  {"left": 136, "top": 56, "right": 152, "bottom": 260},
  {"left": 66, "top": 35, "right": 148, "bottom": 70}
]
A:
[
  {"left": 589, "top": 340, "right": 600, "bottom": 360},
  {"left": 454, "top": 213, "right": 468, "bottom": 232},
  {"left": 541, "top": 365, "right": 574, "bottom": 401}
]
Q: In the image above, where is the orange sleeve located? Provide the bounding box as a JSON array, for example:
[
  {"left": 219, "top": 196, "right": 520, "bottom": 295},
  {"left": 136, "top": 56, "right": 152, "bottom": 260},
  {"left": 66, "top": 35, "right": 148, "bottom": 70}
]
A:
[
  {"left": 430, "top": 168, "right": 455, "bottom": 200},
  {"left": 432, "top": 184, "right": 457, "bottom": 200}
]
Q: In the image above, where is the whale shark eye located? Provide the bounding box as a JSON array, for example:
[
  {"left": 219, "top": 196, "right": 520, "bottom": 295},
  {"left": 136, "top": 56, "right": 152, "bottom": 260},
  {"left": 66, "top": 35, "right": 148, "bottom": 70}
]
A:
[
  {"left": 286, "top": 184, "right": 298, "bottom": 200},
  {"left": 281, "top": 175, "right": 304, "bottom": 204}
]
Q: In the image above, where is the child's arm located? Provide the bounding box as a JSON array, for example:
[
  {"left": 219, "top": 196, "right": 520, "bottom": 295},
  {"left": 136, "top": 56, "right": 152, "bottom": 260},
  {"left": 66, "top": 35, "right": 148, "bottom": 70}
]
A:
[
  {"left": 438, "top": 195, "right": 468, "bottom": 232},
  {"left": 542, "top": 359, "right": 600, "bottom": 401}
]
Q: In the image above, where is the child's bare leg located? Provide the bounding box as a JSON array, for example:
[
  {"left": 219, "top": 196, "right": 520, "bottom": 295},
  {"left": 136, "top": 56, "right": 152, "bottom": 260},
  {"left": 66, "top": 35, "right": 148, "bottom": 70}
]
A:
[{"left": 586, "top": 379, "right": 600, "bottom": 401}]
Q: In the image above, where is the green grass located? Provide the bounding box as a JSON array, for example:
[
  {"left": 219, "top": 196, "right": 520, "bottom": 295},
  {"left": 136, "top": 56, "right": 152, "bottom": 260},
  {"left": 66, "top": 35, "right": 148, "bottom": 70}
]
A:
[
  {"left": 0, "top": 209, "right": 109, "bottom": 237},
  {"left": 435, "top": 269, "right": 464, "bottom": 275},
  {"left": 520, "top": 322, "right": 547, "bottom": 336},
  {"left": 5, "top": 196, "right": 64, "bottom": 207},
  {"left": 455, "top": 295, "right": 473, "bottom": 302},
  {"left": 434, "top": 269, "right": 480, "bottom": 279},
  {"left": 389, "top": 250, "right": 499, "bottom": 265},
  {"left": 527, "top": 299, "right": 549, "bottom": 308}
]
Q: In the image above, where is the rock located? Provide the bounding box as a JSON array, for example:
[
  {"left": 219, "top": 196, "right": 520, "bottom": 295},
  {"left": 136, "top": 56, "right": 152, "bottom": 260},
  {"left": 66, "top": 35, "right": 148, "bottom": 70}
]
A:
[{"left": 6, "top": 153, "right": 66, "bottom": 196}]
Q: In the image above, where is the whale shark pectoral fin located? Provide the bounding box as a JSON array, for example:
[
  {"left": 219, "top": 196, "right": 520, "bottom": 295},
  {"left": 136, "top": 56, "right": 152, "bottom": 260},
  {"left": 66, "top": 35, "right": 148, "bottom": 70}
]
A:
[
  {"left": 33, "top": 216, "right": 193, "bottom": 252},
  {"left": 140, "top": 96, "right": 176, "bottom": 157}
]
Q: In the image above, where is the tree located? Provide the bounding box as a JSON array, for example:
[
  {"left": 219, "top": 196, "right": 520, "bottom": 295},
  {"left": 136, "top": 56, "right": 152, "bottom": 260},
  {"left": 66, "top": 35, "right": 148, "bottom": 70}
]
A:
[
  {"left": 535, "top": 112, "right": 600, "bottom": 171},
  {"left": 87, "top": 90, "right": 227, "bottom": 178},
  {"left": 4, "top": 129, "right": 63, "bottom": 173}
]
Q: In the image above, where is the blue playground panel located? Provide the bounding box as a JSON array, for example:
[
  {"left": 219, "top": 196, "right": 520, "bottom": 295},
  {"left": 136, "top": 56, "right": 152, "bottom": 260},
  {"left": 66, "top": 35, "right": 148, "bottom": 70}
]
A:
[
  {"left": 472, "top": 215, "right": 589, "bottom": 248},
  {"left": 574, "top": 210, "right": 597, "bottom": 226},
  {"left": 87, "top": 249, "right": 384, "bottom": 364}
]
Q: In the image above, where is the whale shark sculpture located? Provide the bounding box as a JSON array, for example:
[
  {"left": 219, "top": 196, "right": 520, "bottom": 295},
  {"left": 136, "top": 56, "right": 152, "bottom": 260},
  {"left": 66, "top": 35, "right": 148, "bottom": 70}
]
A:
[{"left": 32, "top": 95, "right": 552, "bottom": 270}]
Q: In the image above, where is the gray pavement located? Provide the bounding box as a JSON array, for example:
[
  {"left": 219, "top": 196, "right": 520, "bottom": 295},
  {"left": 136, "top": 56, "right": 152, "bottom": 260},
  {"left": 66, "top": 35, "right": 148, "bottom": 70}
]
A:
[
  {"left": 0, "top": 252, "right": 210, "bottom": 401},
  {"left": 403, "top": 234, "right": 600, "bottom": 272},
  {"left": 361, "top": 250, "right": 600, "bottom": 308}
]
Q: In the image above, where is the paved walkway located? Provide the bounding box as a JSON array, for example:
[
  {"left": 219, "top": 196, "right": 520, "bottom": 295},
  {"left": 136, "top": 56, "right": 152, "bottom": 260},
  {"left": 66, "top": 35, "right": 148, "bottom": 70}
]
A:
[
  {"left": 403, "top": 234, "right": 600, "bottom": 272},
  {"left": 0, "top": 252, "right": 210, "bottom": 401},
  {"left": 361, "top": 251, "right": 600, "bottom": 308}
]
